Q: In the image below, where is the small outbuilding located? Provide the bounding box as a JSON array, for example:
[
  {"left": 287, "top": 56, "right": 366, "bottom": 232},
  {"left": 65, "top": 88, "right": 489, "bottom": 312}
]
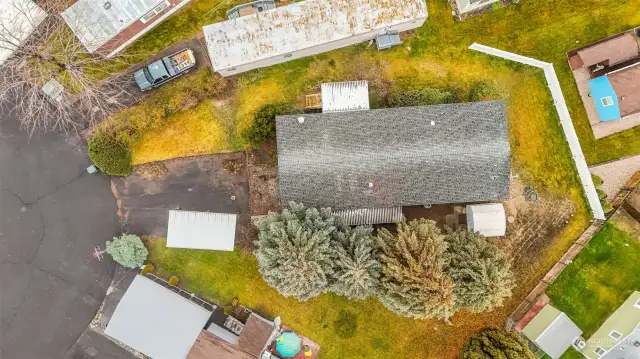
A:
[
  {"left": 105, "top": 275, "right": 212, "bottom": 359},
  {"left": 466, "top": 203, "right": 506, "bottom": 237},
  {"left": 520, "top": 304, "right": 582, "bottom": 359},
  {"left": 321, "top": 81, "right": 370, "bottom": 113},
  {"left": 167, "top": 210, "right": 237, "bottom": 251}
]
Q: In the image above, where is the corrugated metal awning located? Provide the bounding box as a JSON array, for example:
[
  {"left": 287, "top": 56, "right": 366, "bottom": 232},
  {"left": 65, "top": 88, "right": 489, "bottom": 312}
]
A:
[
  {"left": 333, "top": 207, "right": 403, "bottom": 226},
  {"left": 321, "top": 81, "right": 370, "bottom": 112},
  {"left": 167, "top": 210, "right": 237, "bottom": 251}
]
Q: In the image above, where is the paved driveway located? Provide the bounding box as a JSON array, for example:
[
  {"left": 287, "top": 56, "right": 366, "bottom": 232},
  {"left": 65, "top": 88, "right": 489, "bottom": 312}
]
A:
[{"left": 0, "top": 117, "right": 121, "bottom": 359}]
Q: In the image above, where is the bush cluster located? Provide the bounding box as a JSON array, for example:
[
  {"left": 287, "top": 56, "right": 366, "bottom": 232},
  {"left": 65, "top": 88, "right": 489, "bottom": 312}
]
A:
[
  {"left": 468, "top": 81, "right": 501, "bottom": 101},
  {"left": 244, "top": 103, "right": 302, "bottom": 147},
  {"left": 106, "top": 234, "right": 148, "bottom": 268},
  {"left": 386, "top": 87, "right": 457, "bottom": 107},
  {"left": 254, "top": 203, "right": 515, "bottom": 321},
  {"left": 88, "top": 134, "right": 132, "bottom": 176}
]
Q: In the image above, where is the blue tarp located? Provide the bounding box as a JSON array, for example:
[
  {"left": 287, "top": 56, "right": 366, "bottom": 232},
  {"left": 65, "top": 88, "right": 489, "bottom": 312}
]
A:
[{"left": 589, "top": 76, "right": 621, "bottom": 122}]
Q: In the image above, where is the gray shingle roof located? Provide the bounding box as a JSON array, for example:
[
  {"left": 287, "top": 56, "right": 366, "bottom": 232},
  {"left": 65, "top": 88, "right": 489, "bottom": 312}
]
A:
[{"left": 276, "top": 101, "right": 510, "bottom": 209}]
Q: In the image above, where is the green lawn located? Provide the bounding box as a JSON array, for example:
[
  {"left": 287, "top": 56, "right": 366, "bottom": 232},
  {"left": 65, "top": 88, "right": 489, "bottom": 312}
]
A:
[
  {"left": 547, "top": 218, "right": 640, "bottom": 339},
  {"left": 145, "top": 237, "right": 513, "bottom": 359}
]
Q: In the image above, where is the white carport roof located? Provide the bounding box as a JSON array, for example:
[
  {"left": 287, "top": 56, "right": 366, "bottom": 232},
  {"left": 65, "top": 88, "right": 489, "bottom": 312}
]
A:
[
  {"left": 167, "top": 210, "right": 237, "bottom": 251},
  {"left": 0, "top": 0, "right": 47, "bottom": 65},
  {"left": 105, "top": 275, "right": 212, "bottom": 359},
  {"left": 466, "top": 203, "right": 506, "bottom": 237}
]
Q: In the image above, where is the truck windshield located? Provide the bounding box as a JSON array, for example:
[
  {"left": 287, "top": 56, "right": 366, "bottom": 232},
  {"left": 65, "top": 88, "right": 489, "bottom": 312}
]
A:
[{"left": 143, "top": 68, "right": 154, "bottom": 83}]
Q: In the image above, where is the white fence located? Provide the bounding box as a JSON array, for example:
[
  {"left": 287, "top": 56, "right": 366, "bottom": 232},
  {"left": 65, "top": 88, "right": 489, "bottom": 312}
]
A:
[{"left": 469, "top": 43, "right": 605, "bottom": 220}]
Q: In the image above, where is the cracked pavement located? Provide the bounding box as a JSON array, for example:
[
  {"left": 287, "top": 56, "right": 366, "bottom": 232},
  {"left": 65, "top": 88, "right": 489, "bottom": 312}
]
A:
[{"left": 0, "top": 117, "right": 121, "bottom": 359}]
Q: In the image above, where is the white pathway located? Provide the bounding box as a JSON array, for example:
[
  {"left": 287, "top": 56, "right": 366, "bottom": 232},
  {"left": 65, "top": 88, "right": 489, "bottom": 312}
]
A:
[{"left": 469, "top": 43, "right": 606, "bottom": 220}]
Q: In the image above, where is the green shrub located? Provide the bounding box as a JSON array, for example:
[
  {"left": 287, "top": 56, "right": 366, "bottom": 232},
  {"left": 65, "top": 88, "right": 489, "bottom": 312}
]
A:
[
  {"left": 244, "top": 103, "right": 302, "bottom": 147},
  {"left": 591, "top": 174, "right": 604, "bottom": 187},
  {"left": 468, "top": 81, "right": 501, "bottom": 101},
  {"left": 461, "top": 327, "right": 535, "bottom": 359},
  {"left": 333, "top": 311, "right": 358, "bottom": 338},
  {"left": 224, "top": 306, "right": 234, "bottom": 315},
  {"left": 387, "top": 87, "right": 457, "bottom": 107},
  {"left": 88, "top": 134, "right": 132, "bottom": 176},
  {"left": 140, "top": 263, "right": 155, "bottom": 274},
  {"left": 491, "top": 1, "right": 502, "bottom": 10},
  {"left": 106, "top": 234, "right": 148, "bottom": 268},
  {"left": 168, "top": 276, "right": 180, "bottom": 286}
]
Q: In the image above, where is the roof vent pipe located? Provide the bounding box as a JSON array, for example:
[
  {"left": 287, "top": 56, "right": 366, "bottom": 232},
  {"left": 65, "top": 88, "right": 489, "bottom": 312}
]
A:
[{"left": 298, "top": 117, "right": 305, "bottom": 124}]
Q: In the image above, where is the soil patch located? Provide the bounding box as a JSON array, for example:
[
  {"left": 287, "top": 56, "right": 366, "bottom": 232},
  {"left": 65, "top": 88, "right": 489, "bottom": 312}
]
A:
[{"left": 247, "top": 141, "right": 281, "bottom": 216}]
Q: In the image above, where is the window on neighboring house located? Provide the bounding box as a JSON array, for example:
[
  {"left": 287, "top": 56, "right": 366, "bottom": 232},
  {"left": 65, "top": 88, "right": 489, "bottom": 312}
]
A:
[
  {"left": 594, "top": 347, "right": 606, "bottom": 356},
  {"left": 140, "top": 1, "right": 170, "bottom": 24},
  {"left": 609, "top": 330, "right": 622, "bottom": 340},
  {"left": 601, "top": 96, "right": 614, "bottom": 107}
]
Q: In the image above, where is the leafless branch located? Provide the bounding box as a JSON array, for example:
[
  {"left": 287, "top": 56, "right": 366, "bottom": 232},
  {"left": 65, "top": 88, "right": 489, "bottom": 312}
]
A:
[{"left": 0, "top": 0, "right": 146, "bottom": 135}]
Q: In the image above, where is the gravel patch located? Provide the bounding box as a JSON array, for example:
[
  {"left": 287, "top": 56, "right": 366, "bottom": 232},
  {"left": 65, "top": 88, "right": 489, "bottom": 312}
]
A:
[{"left": 590, "top": 155, "right": 640, "bottom": 198}]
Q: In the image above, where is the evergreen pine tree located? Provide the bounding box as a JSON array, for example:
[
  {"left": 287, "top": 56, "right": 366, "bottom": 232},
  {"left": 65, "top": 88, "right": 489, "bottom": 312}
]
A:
[
  {"left": 330, "top": 226, "right": 381, "bottom": 300},
  {"left": 254, "top": 202, "right": 336, "bottom": 301},
  {"left": 445, "top": 230, "right": 515, "bottom": 313},
  {"left": 460, "top": 327, "right": 536, "bottom": 359},
  {"left": 376, "top": 219, "right": 456, "bottom": 320}
]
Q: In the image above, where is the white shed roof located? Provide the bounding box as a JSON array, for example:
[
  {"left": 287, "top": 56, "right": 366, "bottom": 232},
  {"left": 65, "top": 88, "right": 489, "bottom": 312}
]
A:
[
  {"left": 203, "top": 0, "right": 428, "bottom": 71},
  {"left": 105, "top": 275, "right": 212, "bottom": 359},
  {"left": 0, "top": 0, "right": 47, "bottom": 65},
  {"left": 466, "top": 203, "right": 506, "bottom": 237},
  {"left": 61, "top": 0, "right": 165, "bottom": 52},
  {"left": 321, "top": 81, "right": 370, "bottom": 112},
  {"left": 167, "top": 210, "right": 237, "bottom": 251}
]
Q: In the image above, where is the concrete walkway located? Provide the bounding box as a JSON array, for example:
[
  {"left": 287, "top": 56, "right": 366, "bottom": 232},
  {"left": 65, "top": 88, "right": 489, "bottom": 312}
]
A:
[
  {"left": 469, "top": 43, "right": 605, "bottom": 220},
  {"left": 590, "top": 154, "right": 640, "bottom": 198}
]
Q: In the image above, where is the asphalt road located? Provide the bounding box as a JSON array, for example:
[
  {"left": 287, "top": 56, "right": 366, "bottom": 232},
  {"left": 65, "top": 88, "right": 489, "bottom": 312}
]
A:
[{"left": 0, "top": 115, "right": 122, "bottom": 359}]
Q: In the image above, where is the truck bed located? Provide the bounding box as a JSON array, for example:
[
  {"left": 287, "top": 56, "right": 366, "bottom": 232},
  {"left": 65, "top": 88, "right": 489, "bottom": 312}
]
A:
[{"left": 162, "top": 49, "right": 196, "bottom": 76}]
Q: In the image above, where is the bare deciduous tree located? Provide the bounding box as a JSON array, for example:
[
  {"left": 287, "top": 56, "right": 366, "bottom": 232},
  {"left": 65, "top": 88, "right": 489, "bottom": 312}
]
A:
[{"left": 0, "top": 0, "right": 139, "bottom": 134}]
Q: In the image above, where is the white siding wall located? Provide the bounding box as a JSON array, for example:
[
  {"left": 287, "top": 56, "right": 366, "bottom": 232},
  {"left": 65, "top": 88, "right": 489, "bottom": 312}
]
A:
[
  {"left": 218, "top": 17, "right": 427, "bottom": 76},
  {"left": 455, "top": 0, "right": 499, "bottom": 14}
]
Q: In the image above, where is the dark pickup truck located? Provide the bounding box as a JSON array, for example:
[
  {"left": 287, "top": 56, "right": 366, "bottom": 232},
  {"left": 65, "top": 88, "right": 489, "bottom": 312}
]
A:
[{"left": 134, "top": 48, "right": 196, "bottom": 91}]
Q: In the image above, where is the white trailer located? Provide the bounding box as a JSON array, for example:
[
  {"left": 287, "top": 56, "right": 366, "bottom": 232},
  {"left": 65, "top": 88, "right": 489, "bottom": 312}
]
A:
[{"left": 203, "top": 0, "right": 428, "bottom": 76}]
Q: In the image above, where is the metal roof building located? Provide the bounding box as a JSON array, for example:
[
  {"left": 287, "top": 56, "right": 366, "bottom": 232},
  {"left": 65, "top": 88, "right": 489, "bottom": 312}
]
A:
[
  {"left": 61, "top": 0, "right": 192, "bottom": 55},
  {"left": 276, "top": 101, "right": 510, "bottom": 211},
  {"left": 105, "top": 275, "right": 212, "bottom": 359},
  {"left": 522, "top": 304, "right": 583, "bottom": 359},
  {"left": 167, "top": 210, "right": 237, "bottom": 251},
  {"left": 466, "top": 203, "right": 506, "bottom": 237},
  {"left": 203, "top": 0, "right": 428, "bottom": 76},
  {"left": 0, "top": 0, "right": 47, "bottom": 65},
  {"left": 321, "top": 81, "right": 370, "bottom": 112}
]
